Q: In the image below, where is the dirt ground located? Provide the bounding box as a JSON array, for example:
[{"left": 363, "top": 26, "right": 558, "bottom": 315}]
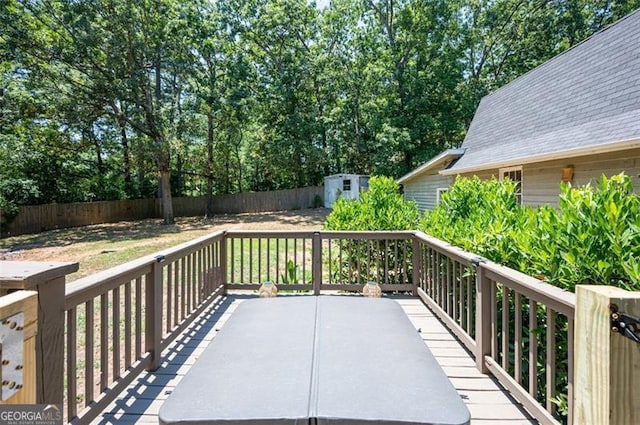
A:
[{"left": 0, "top": 208, "right": 330, "bottom": 280}]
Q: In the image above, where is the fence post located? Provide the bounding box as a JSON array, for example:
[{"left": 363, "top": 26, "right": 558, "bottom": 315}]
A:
[
  {"left": 411, "top": 236, "right": 420, "bottom": 296},
  {"left": 474, "top": 260, "right": 491, "bottom": 374},
  {"left": 574, "top": 285, "right": 640, "bottom": 425},
  {"left": 312, "top": 232, "right": 322, "bottom": 295},
  {"left": 146, "top": 256, "right": 164, "bottom": 371},
  {"left": 0, "top": 261, "right": 78, "bottom": 405}
]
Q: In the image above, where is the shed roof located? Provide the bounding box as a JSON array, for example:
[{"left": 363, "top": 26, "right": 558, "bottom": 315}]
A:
[{"left": 444, "top": 9, "right": 640, "bottom": 175}]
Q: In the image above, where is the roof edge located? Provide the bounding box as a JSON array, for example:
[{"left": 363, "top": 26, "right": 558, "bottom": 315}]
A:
[
  {"left": 440, "top": 138, "right": 640, "bottom": 176},
  {"left": 397, "top": 149, "right": 465, "bottom": 183}
]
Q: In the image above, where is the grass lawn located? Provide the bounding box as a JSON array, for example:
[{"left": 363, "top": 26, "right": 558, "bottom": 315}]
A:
[{"left": 0, "top": 209, "right": 329, "bottom": 281}]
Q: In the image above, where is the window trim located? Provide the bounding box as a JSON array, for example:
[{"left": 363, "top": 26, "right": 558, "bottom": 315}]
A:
[
  {"left": 499, "top": 165, "right": 523, "bottom": 205},
  {"left": 436, "top": 188, "right": 449, "bottom": 205},
  {"left": 342, "top": 179, "right": 352, "bottom": 192}
]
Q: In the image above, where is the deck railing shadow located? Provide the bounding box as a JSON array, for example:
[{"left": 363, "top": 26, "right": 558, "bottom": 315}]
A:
[{"left": 93, "top": 294, "right": 243, "bottom": 424}]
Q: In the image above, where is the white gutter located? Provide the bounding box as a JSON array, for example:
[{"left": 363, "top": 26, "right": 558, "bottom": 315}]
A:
[
  {"left": 440, "top": 138, "right": 640, "bottom": 176},
  {"left": 397, "top": 149, "right": 465, "bottom": 183}
]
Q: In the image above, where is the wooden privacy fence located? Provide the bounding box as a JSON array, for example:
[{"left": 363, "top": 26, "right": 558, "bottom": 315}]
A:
[
  {"left": 172, "top": 186, "right": 323, "bottom": 215},
  {"left": 1, "top": 230, "right": 639, "bottom": 425},
  {"left": 4, "top": 199, "right": 157, "bottom": 236},
  {"left": 3, "top": 186, "right": 323, "bottom": 236}
]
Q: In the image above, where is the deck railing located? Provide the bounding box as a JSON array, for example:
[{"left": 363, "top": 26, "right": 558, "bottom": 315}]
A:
[
  {"left": 64, "top": 231, "right": 226, "bottom": 424},
  {"left": 3, "top": 230, "right": 581, "bottom": 424},
  {"left": 224, "top": 231, "right": 415, "bottom": 293},
  {"left": 413, "top": 232, "right": 575, "bottom": 425}
]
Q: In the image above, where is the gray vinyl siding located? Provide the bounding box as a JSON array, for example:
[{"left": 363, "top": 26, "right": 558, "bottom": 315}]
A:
[
  {"left": 403, "top": 173, "right": 454, "bottom": 212},
  {"left": 459, "top": 148, "right": 640, "bottom": 207},
  {"left": 522, "top": 148, "right": 640, "bottom": 207}
]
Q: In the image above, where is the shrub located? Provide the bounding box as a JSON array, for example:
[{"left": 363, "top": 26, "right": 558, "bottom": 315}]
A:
[
  {"left": 421, "top": 173, "right": 640, "bottom": 291},
  {"left": 420, "top": 176, "right": 527, "bottom": 266},
  {"left": 525, "top": 173, "right": 640, "bottom": 291},
  {"left": 312, "top": 194, "right": 323, "bottom": 208},
  {"left": 324, "top": 175, "right": 420, "bottom": 231},
  {"left": 0, "top": 178, "right": 41, "bottom": 235}
]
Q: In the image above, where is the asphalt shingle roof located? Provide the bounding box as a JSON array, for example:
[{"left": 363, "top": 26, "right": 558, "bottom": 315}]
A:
[{"left": 448, "top": 9, "right": 640, "bottom": 173}]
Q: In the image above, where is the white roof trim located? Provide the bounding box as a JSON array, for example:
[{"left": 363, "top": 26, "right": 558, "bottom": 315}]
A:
[
  {"left": 440, "top": 138, "right": 640, "bottom": 176},
  {"left": 397, "top": 149, "right": 465, "bottom": 183}
]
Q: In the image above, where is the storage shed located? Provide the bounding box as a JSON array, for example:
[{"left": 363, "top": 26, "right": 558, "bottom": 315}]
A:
[{"left": 324, "top": 174, "right": 369, "bottom": 208}]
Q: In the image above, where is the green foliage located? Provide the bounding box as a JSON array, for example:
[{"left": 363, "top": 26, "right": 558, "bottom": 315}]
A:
[
  {"left": 3, "top": 0, "right": 634, "bottom": 206},
  {"left": 324, "top": 176, "right": 420, "bottom": 231},
  {"left": 421, "top": 174, "right": 639, "bottom": 422},
  {"left": 0, "top": 193, "right": 18, "bottom": 234},
  {"left": 525, "top": 173, "right": 640, "bottom": 291},
  {"left": 421, "top": 173, "right": 640, "bottom": 291},
  {"left": 324, "top": 176, "right": 418, "bottom": 288},
  {"left": 280, "top": 260, "right": 300, "bottom": 284},
  {"left": 421, "top": 176, "right": 527, "bottom": 266}
]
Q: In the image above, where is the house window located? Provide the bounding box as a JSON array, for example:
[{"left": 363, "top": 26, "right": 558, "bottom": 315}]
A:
[
  {"left": 436, "top": 188, "right": 449, "bottom": 205},
  {"left": 343, "top": 179, "right": 351, "bottom": 191},
  {"left": 500, "top": 166, "right": 523, "bottom": 205}
]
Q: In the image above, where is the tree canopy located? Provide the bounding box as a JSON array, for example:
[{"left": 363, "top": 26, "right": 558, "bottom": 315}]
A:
[{"left": 1, "top": 0, "right": 638, "bottom": 222}]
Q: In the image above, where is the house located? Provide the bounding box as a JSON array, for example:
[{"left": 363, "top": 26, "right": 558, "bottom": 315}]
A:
[
  {"left": 324, "top": 174, "right": 369, "bottom": 208},
  {"left": 400, "top": 8, "right": 640, "bottom": 209},
  {"left": 397, "top": 149, "right": 464, "bottom": 212}
]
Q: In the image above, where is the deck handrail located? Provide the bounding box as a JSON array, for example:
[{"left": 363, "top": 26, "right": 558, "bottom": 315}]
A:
[
  {"left": 480, "top": 261, "right": 575, "bottom": 317},
  {"left": 4, "top": 229, "right": 586, "bottom": 425},
  {"left": 65, "top": 231, "right": 226, "bottom": 308},
  {"left": 413, "top": 230, "right": 576, "bottom": 425}
]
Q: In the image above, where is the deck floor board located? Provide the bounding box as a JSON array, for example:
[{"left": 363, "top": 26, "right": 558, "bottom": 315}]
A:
[{"left": 89, "top": 294, "right": 537, "bottom": 424}]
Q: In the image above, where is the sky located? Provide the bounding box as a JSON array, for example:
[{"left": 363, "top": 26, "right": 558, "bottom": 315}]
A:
[{"left": 315, "top": 0, "right": 331, "bottom": 9}]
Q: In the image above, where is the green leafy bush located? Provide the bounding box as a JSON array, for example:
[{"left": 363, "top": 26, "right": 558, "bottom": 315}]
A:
[
  {"left": 324, "top": 176, "right": 420, "bottom": 286},
  {"left": 324, "top": 175, "right": 420, "bottom": 231},
  {"left": 421, "top": 173, "right": 640, "bottom": 291},
  {"left": 324, "top": 172, "right": 639, "bottom": 290},
  {"left": 420, "top": 176, "right": 528, "bottom": 266},
  {"left": 525, "top": 173, "right": 640, "bottom": 291},
  {"left": 312, "top": 194, "right": 323, "bottom": 208},
  {"left": 0, "top": 178, "right": 41, "bottom": 234}
]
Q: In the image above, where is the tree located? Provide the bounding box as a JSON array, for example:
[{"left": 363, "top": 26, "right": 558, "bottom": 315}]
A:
[
  {"left": 2, "top": 0, "right": 209, "bottom": 224},
  {"left": 2, "top": 0, "right": 638, "bottom": 216}
]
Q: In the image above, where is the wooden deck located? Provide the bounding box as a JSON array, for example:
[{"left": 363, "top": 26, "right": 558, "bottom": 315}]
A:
[{"left": 90, "top": 294, "right": 538, "bottom": 425}]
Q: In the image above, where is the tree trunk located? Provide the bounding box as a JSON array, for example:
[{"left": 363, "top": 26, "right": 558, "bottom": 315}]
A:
[
  {"left": 157, "top": 144, "right": 174, "bottom": 224},
  {"left": 119, "top": 119, "right": 133, "bottom": 198},
  {"left": 206, "top": 112, "right": 215, "bottom": 218},
  {"left": 158, "top": 168, "right": 174, "bottom": 224}
]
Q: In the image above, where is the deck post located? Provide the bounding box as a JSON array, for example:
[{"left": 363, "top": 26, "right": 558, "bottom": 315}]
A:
[
  {"left": 574, "top": 285, "right": 640, "bottom": 425},
  {"left": 475, "top": 262, "right": 491, "bottom": 374},
  {"left": 312, "top": 232, "right": 322, "bottom": 295},
  {"left": 0, "top": 290, "right": 38, "bottom": 404},
  {"left": 146, "top": 256, "right": 164, "bottom": 371},
  {"left": 411, "top": 236, "right": 420, "bottom": 296},
  {"left": 220, "top": 233, "right": 228, "bottom": 295},
  {"left": 0, "top": 261, "right": 78, "bottom": 405}
]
